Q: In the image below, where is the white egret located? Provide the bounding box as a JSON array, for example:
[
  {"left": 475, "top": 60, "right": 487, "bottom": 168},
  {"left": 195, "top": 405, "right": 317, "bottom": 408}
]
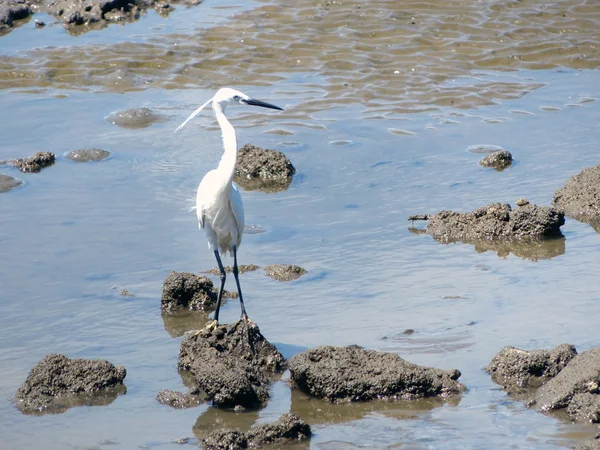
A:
[{"left": 175, "top": 87, "right": 283, "bottom": 324}]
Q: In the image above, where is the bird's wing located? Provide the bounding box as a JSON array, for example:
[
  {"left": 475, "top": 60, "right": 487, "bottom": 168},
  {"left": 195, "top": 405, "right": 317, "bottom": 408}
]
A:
[{"left": 230, "top": 183, "right": 245, "bottom": 244}]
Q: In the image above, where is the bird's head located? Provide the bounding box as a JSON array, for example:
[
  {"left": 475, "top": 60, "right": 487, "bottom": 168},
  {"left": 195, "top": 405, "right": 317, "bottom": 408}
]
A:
[
  {"left": 175, "top": 87, "right": 283, "bottom": 133},
  {"left": 214, "top": 87, "right": 283, "bottom": 111}
]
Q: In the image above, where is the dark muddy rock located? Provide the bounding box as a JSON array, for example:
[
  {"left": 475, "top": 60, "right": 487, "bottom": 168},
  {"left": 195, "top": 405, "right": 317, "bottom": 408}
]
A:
[
  {"left": 234, "top": 144, "right": 295, "bottom": 193},
  {"left": 553, "top": 164, "right": 600, "bottom": 232},
  {"left": 575, "top": 436, "right": 600, "bottom": 450},
  {"left": 204, "top": 264, "right": 260, "bottom": 276},
  {"left": 156, "top": 389, "right": 201, "bottom": 409},
  {"left": 289, "top": 345, "right": 464, "bottom": 403},
  {"left": 479, "top": 150, "right": 513, "bottom": 171},
  {"left": 202, "top": 413, "right": 311, "bottom": 450},
  {"left": 246, "top": 413, "right": 311, "bottom": 446},
  {"left": 65, "top": 148, "right": 111, "bottom": 162},
  {"left": 0, "top": 0, "right": 31, "bottom": 29},
  {"left": 14, "top": 354, "right": 126, "bottom": 414},
  {"left": 423, "top": 202, "right": 564, "bottom": 242},
  {"left": 178, "top": 320, "right": 285, "bottom": 409},
  {"left": 161, "top": 271, "right": 217, "bottom": 311},
  {"left": 485, "top": 344, "right": 577, "bottom": 391},
  {"left": 1, "top": 151, "right": 55, "bottom": 173},
  {"left": 532, "top": 347, "right": 600, "bottom": 423},
  {"left": 203, "top": 429, "right": 247, "bottom": 450},
  {"left": 105, "top": 107, "right": 164, "bottom": 129},
  {"left": 265, "top": 264, "right": 307, "bottom": 282},
  {"left": 45, "top": 0, "right": 143, "bottom": 26},
  {"left": 0, "top": 174, "right": 23, "bottom": 193}
]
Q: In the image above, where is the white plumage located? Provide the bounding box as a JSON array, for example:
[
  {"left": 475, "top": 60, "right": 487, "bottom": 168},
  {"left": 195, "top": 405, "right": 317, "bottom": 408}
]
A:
[{"left": 175, "top": 87, "right": 283, "bottom": 323}]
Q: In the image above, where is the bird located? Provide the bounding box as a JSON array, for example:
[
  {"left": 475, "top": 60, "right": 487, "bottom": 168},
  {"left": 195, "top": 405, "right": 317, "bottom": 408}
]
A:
[{"left": 175, "top": 87, "right": 283, "bottom": 324}]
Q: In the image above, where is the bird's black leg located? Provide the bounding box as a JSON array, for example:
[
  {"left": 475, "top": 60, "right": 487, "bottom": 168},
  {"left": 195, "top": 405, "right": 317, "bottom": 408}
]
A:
[
  {"left": 232, "top": 245, "right": 249, "bottom": 321},
  {"left": 213, "top": 250, "right": 226, "bottom": 324}
]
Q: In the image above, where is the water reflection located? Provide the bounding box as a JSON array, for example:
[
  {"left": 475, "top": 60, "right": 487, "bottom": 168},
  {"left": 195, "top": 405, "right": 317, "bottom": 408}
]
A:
[
  {"left": 161, "top": 310, "right": 212, "bottom": 338},
  {"left": 408, "top": 227, "right": 566, "bottom": 261},
  {"left": 289, "top": 389, "right": 460, "bottom": 426}
]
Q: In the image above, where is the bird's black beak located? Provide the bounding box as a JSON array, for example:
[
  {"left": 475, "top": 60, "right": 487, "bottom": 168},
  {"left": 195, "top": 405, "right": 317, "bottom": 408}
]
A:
[{"left": 242, "top": 98, "right": 283, "bottom": 111}]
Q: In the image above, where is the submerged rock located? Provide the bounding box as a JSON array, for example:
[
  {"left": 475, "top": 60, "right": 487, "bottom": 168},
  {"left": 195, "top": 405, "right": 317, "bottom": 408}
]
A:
[
  {"left": 14, "top": 354, "right": 126, "bottom": 414},
  {"left": 289, "top": 345, "right": 464, "bottom": 403},
  {"left": 204, "top": 264, "right": 260, "bottom": 276},
  {"left": 532, "top": 347, "right": 600, "bottom": 423},
  {"left": 65, "top": 148, "right": 111, "bottom": 162},
  {"left": 202, "top": 413, "right": 311, "bottom": 450},
  {"left": 156, "top": 389, "right": 201, "bottom": 409},
  {"left": 178, "top": 320, "right": 285, "bottom": 409},
  {"left": 485, "top": 344, "right": 577, "bottom": 391},
  {"left": 553, "top": 164, "right": 600, "bottom": 232},
  {"left": 235, "top": 144, "right": 295, "bottom": 193},
  {"left": 161, "top": 271, "right": 217, "bottom": 311},
  {"left": 479, "top": 150, "right": 513, "bottom": 171},
  {"left": 1, "top": 151, "right": 55, "bottom": 173},
  {"left": 0, "top": 0, "right": 31, "bottom": 29},
  {"left": 106, "top": 108, "right": 164, "bottom": 129},
  {"left": 265, "top": 264, "right": 307, "bottom": 282},
  {"left": 422, "top": 202, "right": 564, "bottom": 242},
  {"left": 0, "top": 174, "right": 23, "bottom": 193}
]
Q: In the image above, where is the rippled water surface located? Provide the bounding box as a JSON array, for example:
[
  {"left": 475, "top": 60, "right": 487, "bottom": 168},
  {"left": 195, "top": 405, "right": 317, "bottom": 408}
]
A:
[{"left": 1, "top": 0, "right": 600, "bottom": 448}]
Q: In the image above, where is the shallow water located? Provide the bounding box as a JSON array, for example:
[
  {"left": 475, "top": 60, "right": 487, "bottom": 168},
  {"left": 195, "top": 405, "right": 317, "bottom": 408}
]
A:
[{"left": 1, "top": 0, "right": 600, "bottom": 448}]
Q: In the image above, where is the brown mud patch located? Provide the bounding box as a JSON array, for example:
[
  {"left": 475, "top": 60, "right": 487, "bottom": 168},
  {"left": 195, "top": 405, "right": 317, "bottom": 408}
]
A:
[
  {"left": 65, "top": 148, "right": 111, "bottom": 162},
  {"left": 0, "top": 173, "right": 23, "bottom": 193},
  {"left": 3, "top": 0, "right": 598, "bottom": 113}
]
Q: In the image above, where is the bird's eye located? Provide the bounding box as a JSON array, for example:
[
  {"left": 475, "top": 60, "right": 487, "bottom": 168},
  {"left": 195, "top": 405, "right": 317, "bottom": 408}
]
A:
[{"left": 233, "top": 95, "right": 241, "bottom": 101}]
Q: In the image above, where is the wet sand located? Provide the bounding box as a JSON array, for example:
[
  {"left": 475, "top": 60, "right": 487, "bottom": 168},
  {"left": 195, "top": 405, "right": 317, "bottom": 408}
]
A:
[{"left": 1, "top": 0, "right": 600, "bottom": 448}]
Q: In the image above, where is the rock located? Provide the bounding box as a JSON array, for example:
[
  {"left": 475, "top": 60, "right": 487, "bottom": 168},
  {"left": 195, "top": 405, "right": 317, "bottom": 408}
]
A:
[
  {"left": 204, "top": 264, "right": 260, "bottom": 276},
  {"left": 425, "top": 202, "right": 564, "bottom": 242},
  {"left": 202, "top": 413, "right": 311, "bottom": 450},
  {"left": 553, "top": 164, "right": 600, "bottom": 232},
  {"left": 408, "top": 214, "right": 429, "bottom": 221},
  {"left": 246, "top": 413, "right": 311, "bottom": 446},
  {"left": 161, "top": 271, "right": 217, "bottom": 311},
  {"left": 575, "top": 436, "right": 600, "bottom": 450},
  {"left": 65, "top": 148, "right": 111, "bottom": 162},
  {"left": 1, "top": 151, "right": 55, "bottom": 173},
  {"left": 289, "top": 345, "right": 464, "bottom": 403},
  {"left": 516, "top": 198, "right": 530, "bottom": 207},
  {"left": 105, "top": 107, "right": 164, "bottom": 129},
  {"left": 479, "top": 150, "right": 513, "bottom": 171},
  {"left": 0, "top": 174, "right": 24, "bottom": 193},
  {"left": 156, "top": 389, "right": 202, "bottom": 409},
  {"left": 14, "top": 354, "right": 126, "bottom": 414},
  {"left": 203, "top": 429, "right": 248, "bottom": 450},
  {"left": 264, "top": 264, "right": 307, "bottom": 282},
  {"left": 0, "top": 0, "right": 31, "bottom": 29},
  {"left": 178, "top": 320, "right": 285, "bottom": 409},
  {"left": 235, "top": 144, "right": 295, "bottom": 193},
  {"left": 532, "top": 347, "right": 600, "bottom": 423},
  {"left": 485, "top": 344, "right": 577, "bottom": 391},
  {"left": 46, "top": 0, "right": 139, "bottom": 25}
]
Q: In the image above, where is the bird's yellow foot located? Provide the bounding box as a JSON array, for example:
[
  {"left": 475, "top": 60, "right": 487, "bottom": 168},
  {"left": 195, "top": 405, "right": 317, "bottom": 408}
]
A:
[{"left": 205, "top": 320, "right": 218, "bottom": 332}]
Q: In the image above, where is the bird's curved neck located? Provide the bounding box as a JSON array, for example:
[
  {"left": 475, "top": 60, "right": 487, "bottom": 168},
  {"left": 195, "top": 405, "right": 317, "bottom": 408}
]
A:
[{"left": 213, "top": 102, "right": 237, "bottom": 186}]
